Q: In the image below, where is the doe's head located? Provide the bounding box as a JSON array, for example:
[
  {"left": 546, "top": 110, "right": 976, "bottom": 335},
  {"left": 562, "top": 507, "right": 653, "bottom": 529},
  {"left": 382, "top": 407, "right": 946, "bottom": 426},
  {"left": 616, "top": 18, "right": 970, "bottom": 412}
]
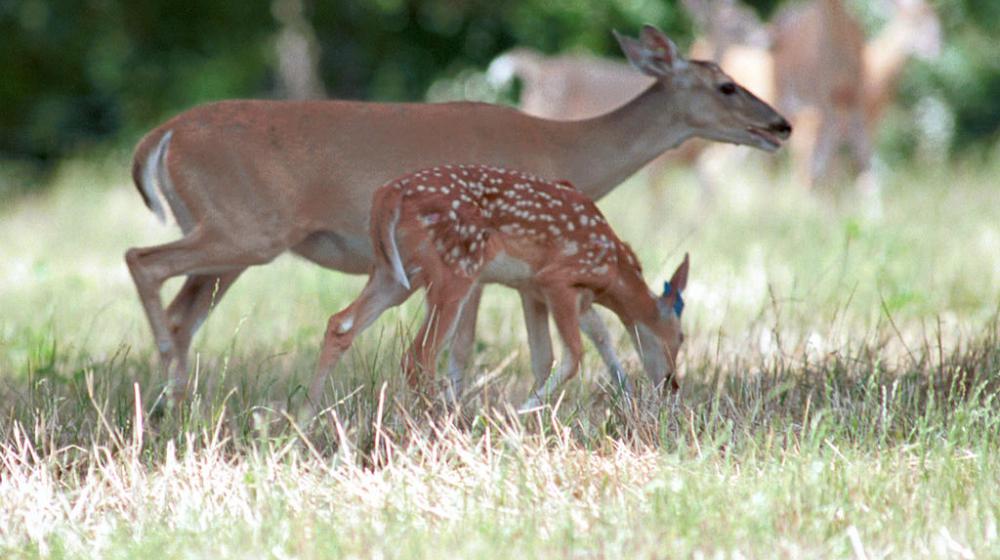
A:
[{"left": 614, "top": 25, "right": 791, "bottom": 152}]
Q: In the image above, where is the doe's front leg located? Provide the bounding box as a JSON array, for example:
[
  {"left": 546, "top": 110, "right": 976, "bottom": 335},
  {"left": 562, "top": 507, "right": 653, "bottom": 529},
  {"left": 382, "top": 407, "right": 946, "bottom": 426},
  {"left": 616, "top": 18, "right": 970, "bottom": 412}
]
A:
[
  {"left": 520, "top": 287, "right": 583, "bottom": 412},
  {"left": 444, "top": 284, "right": 483, "bottom": 403},
  {"left": 520, "top": 293, "right": 555, "bottom": 387}
]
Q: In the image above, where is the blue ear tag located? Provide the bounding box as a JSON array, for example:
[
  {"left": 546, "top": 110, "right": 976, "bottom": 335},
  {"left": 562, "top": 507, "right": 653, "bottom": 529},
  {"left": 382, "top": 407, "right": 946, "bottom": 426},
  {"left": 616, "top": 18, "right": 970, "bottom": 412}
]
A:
[{"left": 662, "top": 281, "right": 684, "bottom": 316}]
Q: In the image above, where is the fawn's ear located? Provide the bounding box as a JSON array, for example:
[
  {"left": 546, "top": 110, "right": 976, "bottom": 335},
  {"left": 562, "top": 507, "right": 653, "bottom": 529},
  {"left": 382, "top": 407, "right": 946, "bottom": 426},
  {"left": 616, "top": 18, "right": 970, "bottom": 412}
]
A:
[
  {"left": 669, "top": 253, "right": 689, "bottom": 293},
  {"left": 659, "top": 282, "right": 684, "bottom": 318},
  {"left": 614, "top": 25, "right": 686, "bottom": 77},
  {"left": 659, "top": 253, "right": 690, "bottom": 317}
]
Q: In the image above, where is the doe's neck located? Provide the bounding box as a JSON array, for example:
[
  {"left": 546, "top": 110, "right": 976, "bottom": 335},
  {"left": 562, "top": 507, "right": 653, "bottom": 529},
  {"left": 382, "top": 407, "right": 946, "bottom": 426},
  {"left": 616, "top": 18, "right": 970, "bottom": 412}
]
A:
[{"left": 547, "top": 82, "right": 694, "bottom": 200}]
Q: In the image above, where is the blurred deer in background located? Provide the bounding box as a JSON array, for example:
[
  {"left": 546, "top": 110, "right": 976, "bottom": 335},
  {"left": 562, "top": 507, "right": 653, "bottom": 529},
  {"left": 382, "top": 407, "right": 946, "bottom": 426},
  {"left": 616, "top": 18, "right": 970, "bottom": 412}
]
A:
[
  {"left": 770, "top": 0, "right": 869, "bottom": 188},
  {"left": 491, "top": 0, "right": 939, "bottom": 194},
  {"left": 683, "top": 0, "right": 770, "bottom": 61},
  {"left": 487, "top": 0, "right": 771, "bottom": 122},
  {"left": 313, "top": 164, "right": 690, "bottom": 409},
  {"left": 861, "top": 0, "right": 942, "bottom": 130},
  {"left": 125, "top": 25, "right": 788, "bottom": 403},
  {"left": 487, "top": 49, "right": 654, "bottom": 121},
  {"left": 487, "top": 0, "right": 774, "bottom": 187},
  {"left": 770, "top": 0, "right": 941, "bottom": 189}
]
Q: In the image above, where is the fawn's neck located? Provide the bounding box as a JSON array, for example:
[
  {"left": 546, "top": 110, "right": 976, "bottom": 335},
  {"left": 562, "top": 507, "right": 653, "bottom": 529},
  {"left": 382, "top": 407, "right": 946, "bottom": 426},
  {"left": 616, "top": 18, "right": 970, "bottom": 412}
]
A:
[{"left": 596, "top": 268, "right": 661, "bottom": 331}]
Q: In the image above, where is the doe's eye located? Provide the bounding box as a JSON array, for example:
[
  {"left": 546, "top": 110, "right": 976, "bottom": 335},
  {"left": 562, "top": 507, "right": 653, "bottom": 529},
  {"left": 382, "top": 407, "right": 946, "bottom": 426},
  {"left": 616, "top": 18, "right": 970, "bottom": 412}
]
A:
[{"left": 718, "top": 83, "right": 737, "bottom": 95}]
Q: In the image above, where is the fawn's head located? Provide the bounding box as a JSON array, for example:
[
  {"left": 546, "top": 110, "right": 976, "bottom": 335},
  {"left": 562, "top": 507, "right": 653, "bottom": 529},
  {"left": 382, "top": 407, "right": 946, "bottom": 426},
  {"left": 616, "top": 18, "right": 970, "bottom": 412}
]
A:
[
  {"left": 630, "top": 254, "right": 690, "bottom": 391},
  {"left": 614, "top": 25, "right": 791, "bottom": 152}
]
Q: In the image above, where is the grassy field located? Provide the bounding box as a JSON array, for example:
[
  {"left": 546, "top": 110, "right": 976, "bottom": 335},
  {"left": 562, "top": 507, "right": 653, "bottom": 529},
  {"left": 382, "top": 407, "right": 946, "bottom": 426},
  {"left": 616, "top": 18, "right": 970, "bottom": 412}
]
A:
[{"left": 1, "top": 151, "right": 999, "bottom": 558}]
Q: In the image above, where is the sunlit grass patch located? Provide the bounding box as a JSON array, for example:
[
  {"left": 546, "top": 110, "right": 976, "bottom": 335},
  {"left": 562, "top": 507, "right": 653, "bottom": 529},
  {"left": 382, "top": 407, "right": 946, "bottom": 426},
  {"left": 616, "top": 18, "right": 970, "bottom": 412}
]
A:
[{"left": 1, "top": 155, "right": 999, "bottom": 557}]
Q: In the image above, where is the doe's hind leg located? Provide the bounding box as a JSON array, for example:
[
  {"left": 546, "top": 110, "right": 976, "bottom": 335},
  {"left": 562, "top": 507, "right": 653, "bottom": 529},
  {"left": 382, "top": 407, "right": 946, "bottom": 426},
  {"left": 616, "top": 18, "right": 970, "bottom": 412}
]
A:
[
  {"left": 165, "top": 269, "right": 245, "bottom": 383},
  {"left": 126, "top": 230, "right": 280, "bottom": 400}
]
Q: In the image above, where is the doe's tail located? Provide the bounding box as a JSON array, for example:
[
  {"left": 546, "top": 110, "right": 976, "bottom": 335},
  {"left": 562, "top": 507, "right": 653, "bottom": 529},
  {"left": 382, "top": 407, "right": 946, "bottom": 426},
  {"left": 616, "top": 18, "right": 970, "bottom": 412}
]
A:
[{"left": 130, "top": 129, "right": 174, "bottom": 223}]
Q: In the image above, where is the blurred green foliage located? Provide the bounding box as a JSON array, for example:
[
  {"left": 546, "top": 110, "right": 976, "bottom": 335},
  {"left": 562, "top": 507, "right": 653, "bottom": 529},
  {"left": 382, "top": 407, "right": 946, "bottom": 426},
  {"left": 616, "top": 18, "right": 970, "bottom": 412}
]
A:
[{"left": 0, "top": 0, "right": 997, "bottom": 167}]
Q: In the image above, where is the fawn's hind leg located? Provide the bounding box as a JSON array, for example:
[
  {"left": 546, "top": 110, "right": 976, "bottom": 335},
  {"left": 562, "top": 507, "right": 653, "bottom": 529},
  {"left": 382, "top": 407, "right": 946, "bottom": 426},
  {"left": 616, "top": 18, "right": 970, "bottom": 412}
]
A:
[
  {"left": 403, "top": 279, "right": 475, "bottom": 391},
  {"left": 311, "top": 267, "right": 412, "bottom": 403}
]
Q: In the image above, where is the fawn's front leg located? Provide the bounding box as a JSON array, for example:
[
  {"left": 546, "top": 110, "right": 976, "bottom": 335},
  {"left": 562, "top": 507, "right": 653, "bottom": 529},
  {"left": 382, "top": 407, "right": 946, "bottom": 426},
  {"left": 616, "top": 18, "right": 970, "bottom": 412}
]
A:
[
  {"left": 579, "top": 308, "right": 632, "bottom": 398},
  {"left": 522, "top": 293, "right": 631, "bottom": 400}
]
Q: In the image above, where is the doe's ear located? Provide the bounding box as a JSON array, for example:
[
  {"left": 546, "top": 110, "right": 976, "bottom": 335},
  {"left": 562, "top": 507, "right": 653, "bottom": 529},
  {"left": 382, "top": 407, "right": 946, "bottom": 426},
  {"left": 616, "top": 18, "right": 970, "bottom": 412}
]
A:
[
  {"left": 613, "top": 26, "right": 684, "bottom": 77},
  {"left": 639, "top": 25, "right": 685, "bottom": 68}
]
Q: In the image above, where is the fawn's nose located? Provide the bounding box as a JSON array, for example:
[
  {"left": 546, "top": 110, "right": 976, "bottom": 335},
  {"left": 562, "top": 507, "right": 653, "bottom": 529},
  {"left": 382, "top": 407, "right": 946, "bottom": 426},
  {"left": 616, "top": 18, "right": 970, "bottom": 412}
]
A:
[{"left": 770, "top": 118, "right": 792, "bottom": 138}]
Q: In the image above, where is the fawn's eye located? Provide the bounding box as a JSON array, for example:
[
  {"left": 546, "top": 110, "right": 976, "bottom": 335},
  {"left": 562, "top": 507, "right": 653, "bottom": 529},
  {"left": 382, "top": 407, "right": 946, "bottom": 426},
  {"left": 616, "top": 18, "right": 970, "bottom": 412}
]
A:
[{"left": 718, "top": 83, "right": 737, "bottom": 95}]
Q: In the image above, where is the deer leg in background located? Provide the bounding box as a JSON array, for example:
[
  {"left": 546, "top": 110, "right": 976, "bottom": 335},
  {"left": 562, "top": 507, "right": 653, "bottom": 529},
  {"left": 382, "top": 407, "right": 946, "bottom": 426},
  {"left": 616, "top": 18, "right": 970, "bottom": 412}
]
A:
[
  {"left": 809, "top": 110, "right": 851, "bottom": 187},
  {"left": 789, "top": 107, "right": 822, "bottom": 188},
  {"left": 847, "top": 111, "right": 883, "bottom": 220}
]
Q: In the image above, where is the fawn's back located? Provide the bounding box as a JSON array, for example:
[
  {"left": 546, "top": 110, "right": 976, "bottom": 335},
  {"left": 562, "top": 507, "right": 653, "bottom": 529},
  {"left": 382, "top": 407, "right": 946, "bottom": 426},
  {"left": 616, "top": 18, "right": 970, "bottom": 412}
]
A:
[{"left": 375, "top": 164, "right": 644, "bottom": 292}]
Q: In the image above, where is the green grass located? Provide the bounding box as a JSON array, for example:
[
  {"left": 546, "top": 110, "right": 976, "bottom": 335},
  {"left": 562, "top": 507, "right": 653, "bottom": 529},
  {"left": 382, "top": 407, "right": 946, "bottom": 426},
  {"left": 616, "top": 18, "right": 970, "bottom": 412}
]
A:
[{"left": 1, "top": 152, "right": 999, "bottom": 558}]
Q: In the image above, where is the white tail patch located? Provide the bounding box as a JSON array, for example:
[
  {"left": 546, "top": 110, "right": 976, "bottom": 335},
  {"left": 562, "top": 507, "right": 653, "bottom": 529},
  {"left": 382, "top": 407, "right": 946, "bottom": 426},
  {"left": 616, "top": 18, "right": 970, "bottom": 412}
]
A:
[
  {"left": 486, "top": 52, "right": 518, "bottom": 88},
  {"left": 386, "top": 205, "right": 411, "bottom": 290},
  {"left": 141, "top": 130, "right": 173, "bottom": 223}
]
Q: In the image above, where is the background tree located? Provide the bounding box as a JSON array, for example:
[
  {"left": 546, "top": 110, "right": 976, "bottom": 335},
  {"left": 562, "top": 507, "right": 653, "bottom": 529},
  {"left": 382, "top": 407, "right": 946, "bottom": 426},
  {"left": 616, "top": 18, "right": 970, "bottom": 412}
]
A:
[{"left": 0, "top": 0, "right": 996, "bottom": 173}]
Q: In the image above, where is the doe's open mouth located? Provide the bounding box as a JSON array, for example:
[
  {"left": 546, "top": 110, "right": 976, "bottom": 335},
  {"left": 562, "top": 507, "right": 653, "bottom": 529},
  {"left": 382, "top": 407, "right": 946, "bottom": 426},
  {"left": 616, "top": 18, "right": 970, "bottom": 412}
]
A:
[{"left": 747, "top": 127, "right": 782, "bottom": 150}]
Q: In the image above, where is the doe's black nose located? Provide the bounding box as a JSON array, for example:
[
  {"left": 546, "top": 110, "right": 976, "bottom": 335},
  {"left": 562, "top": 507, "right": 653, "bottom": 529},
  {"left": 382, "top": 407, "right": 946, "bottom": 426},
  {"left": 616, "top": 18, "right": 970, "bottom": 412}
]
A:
[{"left": 770, "top": 119, "right": 792, "bottom": 136}]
